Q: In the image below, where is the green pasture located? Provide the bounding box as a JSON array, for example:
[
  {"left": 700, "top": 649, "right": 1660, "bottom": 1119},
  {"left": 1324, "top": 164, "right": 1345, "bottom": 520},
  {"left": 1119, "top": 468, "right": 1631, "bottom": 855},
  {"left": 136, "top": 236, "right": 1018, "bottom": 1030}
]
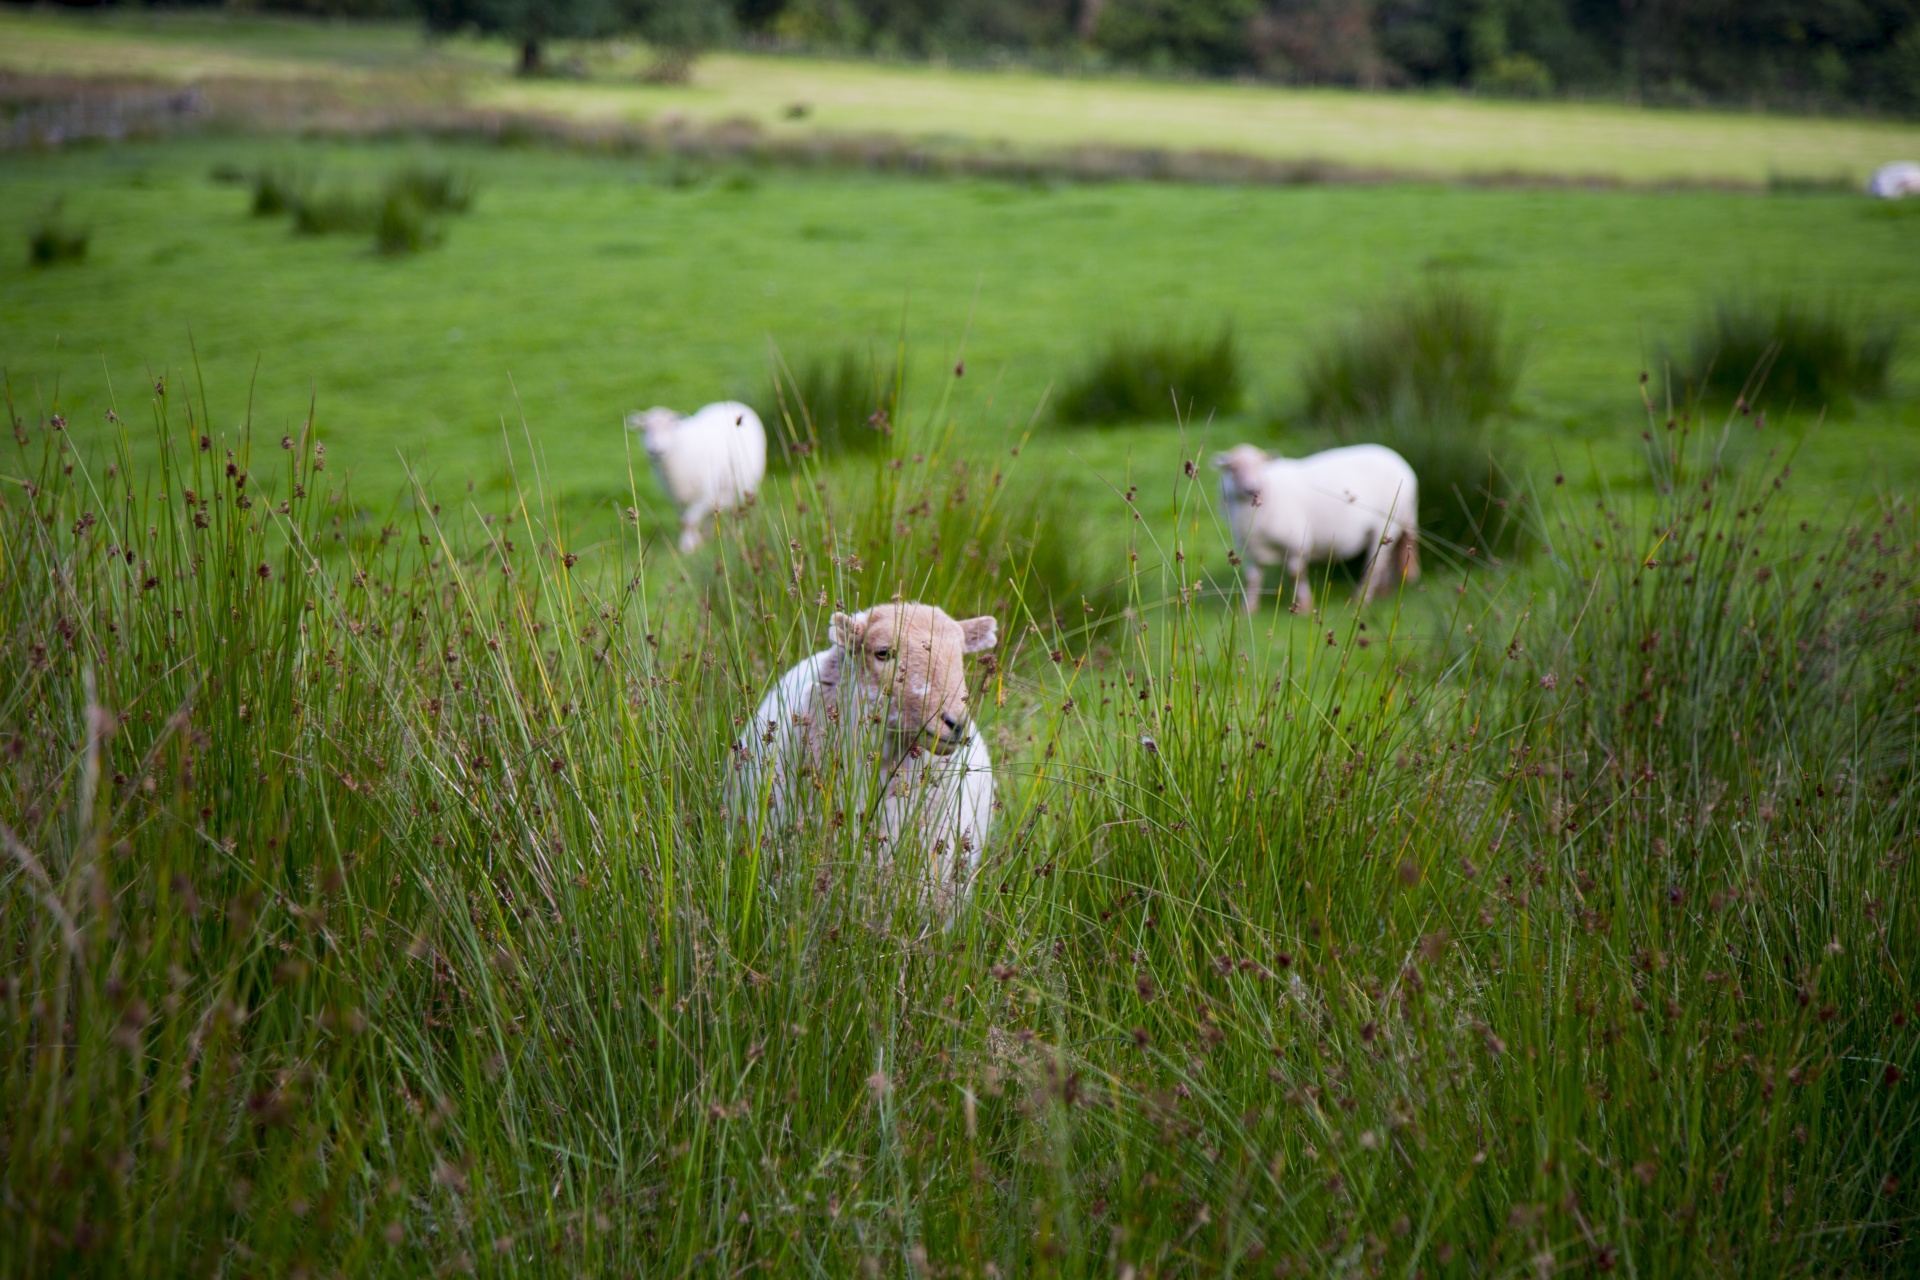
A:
[
  {"left": 7, "top": 8, "right": 1920, "bottom": 186},
  {"left": 4, "top": 135, "right": 1919, "bottom": 577},
  {"left": 5, "top": 28, "right": 1920, "bottom": 1276}
]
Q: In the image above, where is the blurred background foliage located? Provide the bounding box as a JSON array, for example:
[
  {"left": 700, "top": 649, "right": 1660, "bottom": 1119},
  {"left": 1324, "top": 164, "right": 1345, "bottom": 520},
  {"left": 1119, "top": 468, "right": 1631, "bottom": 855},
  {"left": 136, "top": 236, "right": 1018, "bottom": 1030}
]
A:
[{"left": 70, "top": 0, "right": 1920, "bottom": 114}]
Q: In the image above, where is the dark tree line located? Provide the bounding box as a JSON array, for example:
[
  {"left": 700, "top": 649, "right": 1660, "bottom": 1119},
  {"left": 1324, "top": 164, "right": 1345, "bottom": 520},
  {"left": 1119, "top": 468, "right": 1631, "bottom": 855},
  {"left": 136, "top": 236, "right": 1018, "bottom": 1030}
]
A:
[
  {"left": 416, "top": 0, "right": 727, "bottom": 72},
  {"left": 51, "top": 0, "right": 1920, "bottom": 112}
]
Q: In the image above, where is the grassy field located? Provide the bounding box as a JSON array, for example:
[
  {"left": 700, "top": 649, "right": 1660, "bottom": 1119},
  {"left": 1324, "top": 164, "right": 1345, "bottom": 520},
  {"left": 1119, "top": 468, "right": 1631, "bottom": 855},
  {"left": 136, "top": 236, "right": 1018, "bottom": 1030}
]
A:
[
  {"left": 5, "top": 135, "right": 1920, "bottom": 540},
  {"left": 5, "top": 25, "right": 1920, "bottom": 1275},
  {"left": 7, "top": 9, "right": 1920, "bottom": 186}
]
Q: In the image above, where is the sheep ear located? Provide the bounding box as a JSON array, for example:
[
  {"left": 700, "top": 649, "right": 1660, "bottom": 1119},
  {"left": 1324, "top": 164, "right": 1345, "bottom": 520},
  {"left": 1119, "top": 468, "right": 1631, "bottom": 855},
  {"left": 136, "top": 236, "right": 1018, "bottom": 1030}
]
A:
[
  {"left": 1210, "top": 452, "right": 1234, "bottom": 470},
  {"left": 829, "top": 611, "right": 866, "bottom": 651},
  {"left": 624, "top": 413, "right": 645, "bottom": 432},
  {"left": 957, "top": 616, "right": 998, "bottom": 653}
]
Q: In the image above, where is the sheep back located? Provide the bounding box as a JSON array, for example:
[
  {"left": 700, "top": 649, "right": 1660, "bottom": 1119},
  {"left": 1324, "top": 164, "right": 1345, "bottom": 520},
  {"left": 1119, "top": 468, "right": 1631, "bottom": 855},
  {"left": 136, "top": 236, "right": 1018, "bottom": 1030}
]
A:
[
  {"left": 653, "top": 401, "right": 767, "bottom": 512},
  {"left": 1240, "top": 443, "right": 1418, "bottom": 564}
]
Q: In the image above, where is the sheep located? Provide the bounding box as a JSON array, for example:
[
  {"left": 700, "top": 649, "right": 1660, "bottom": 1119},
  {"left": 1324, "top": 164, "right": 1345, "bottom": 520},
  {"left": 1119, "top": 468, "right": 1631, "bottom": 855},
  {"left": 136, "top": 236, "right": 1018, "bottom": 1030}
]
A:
[
  {"left": 626, "top": 400, "right": 767, "bottom": 552},
  {"left": 728, "top": 602, "right": 998, "bottom": 914},
  {"left": 1213, "top": 442, "right": 1419, "bottom": 614},
  {"left": 1868, "top": 161, "right": 1920, "bottom": 199}
]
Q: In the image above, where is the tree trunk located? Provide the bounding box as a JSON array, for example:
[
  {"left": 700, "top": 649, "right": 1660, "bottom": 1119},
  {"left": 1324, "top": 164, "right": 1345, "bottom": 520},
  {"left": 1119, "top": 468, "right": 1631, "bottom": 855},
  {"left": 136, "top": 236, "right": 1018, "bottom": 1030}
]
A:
[{"left": 518, "top": 37, "right": 543, "bottom": 77}]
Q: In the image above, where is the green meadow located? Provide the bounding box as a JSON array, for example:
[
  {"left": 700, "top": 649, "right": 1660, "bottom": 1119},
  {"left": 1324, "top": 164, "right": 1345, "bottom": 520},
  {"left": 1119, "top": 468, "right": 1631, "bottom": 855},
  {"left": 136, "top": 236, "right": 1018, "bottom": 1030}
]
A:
[
  {"left": 6, "top": 135, "right": 1920, "bottom": 531},
  {"left": 5, "top": 19, "right": 1920, "bottom": 1278}
]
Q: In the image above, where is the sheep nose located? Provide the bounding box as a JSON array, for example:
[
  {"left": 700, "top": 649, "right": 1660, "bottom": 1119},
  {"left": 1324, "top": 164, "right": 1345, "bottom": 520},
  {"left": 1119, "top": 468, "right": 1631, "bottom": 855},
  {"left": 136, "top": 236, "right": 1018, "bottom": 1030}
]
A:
[{"left": 941, "top": 712, "right": 966, "bottom": 733}]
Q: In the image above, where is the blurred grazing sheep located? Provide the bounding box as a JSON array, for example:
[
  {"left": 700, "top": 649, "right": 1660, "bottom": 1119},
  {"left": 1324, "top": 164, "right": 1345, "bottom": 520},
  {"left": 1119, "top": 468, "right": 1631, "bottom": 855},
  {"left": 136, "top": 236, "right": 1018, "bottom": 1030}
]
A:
[
  {"left": 626, "top": 400, "right": 766, "bottom": 552},
  {"left": 1214, "top": 442, "right": 1419, "bottom": 614},
  {"left": 1867, "top": 162, "right": 1920, "bottom": 199},
  {"left": 729, "top": 602, "right": 998, "bottom": 914}
]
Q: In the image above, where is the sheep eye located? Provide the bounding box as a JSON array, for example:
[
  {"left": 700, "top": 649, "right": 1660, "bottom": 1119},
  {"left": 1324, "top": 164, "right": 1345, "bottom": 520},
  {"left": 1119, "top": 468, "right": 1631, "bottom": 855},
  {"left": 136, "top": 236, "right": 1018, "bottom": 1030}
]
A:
[{"left": 873, "top": 648, "right": 891, "bottom": 661}]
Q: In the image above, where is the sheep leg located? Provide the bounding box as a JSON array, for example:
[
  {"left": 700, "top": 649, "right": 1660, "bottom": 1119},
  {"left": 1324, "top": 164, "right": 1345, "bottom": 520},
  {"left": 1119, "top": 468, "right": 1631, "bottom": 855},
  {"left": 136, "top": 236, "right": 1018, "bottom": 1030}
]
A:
[
  {"left": 677, "top": 496, "right": 716, "bottom": 553},
  {"left": 1362, "top": 531, "right": 1392, "bottom": 602},
  {"left": 1242, "top": 563, "right": 1264, "bottom": 615},
  {"left": 1289, "top": 556, "right": 1313, "bottom": 614},
  {"left": 1371, "top": 529, "right": 1418, "bottom": 600}
]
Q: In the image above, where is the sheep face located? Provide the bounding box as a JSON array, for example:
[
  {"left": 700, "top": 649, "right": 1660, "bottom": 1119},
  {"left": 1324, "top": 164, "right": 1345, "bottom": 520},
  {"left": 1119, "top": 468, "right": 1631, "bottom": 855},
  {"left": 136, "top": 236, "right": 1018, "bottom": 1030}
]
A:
[
  {"left": 625, "top": 407, "right": 682, "bottom": 459},
  {"left": 829, "top": 603, "right": 997, "bottom": 756},
  {"left": 1212, "top": 444, "right": 1270, "bottom": 505}
]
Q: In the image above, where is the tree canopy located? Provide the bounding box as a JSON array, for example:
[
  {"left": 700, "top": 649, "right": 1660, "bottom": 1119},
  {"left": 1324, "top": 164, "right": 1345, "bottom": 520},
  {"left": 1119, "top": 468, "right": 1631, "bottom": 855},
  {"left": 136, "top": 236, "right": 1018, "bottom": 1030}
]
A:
[{"left": 420, "top": 0, "right": 623, "bottom": 73}]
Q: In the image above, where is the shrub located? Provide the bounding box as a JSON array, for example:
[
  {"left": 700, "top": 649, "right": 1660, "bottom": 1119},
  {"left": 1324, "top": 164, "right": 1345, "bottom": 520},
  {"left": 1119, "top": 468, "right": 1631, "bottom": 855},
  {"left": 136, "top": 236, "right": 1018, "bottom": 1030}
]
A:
[
  {"left": 1672, "top": 295, "right": 1899, "bottom": 411},
  {"left": 1055, "top": 327, "right": 1243, "bottom": 426},
  {"left": 27, "top": 201, "right": 88, "bottom": 267},
  {"left": 1299, "top": 279, "right": 1520, "bottom": 429},
  {"left": 756, "top": 345, "right": 903, "bottom": 467}
]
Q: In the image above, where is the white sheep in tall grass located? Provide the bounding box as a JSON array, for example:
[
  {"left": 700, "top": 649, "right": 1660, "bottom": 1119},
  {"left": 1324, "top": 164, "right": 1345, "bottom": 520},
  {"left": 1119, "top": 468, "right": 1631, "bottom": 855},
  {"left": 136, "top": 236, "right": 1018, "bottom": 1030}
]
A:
[
  {"left": 1213, "top": 442, "right": 1419, "bottom": 614},
  {"left": 728, "top": 602, "right": 998, "bottom": 914},
  {"left": 626, "top": 401, "right": 766, "bottom": 552}
]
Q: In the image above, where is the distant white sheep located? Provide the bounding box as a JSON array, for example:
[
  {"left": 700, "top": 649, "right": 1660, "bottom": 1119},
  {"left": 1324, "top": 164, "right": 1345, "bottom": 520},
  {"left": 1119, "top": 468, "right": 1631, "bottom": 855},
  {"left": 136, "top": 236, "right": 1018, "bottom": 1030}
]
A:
[
  {"left": 1868, "top": 162, "right": 1920, "bottom": 199},
  {"left": 1213, "top": 442, "right": 1419, "bottom": 614},
  {"left": 728, "top": 602, "right": 998, "bottom": 913},
  {"left": 626, "top": 400, "right": 766, "bottom": 552}
]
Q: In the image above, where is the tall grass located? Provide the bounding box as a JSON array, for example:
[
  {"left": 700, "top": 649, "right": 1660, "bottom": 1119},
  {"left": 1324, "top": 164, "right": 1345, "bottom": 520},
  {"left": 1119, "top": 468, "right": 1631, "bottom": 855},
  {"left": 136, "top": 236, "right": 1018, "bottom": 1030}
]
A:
[
  {"left": 3, "top": 374, "right": 1916, "bottom": 1276},
  {"left": 1674, "top": 294, "right": 1901, "bottom": 412},
  {"left": 756, "top": 343, "right": 904, "bottom": 466},
  {"left": 1055, "top": 327, "right": 1243, "bottom": 426}
]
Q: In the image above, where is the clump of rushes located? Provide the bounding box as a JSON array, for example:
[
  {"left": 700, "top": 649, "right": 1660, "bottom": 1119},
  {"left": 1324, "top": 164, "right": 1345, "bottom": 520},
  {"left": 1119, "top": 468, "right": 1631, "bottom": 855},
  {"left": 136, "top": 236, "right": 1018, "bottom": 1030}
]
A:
[
  {"left": 248, "top": 164, "right": 308, "bottom": 216},
  {"left": 3, "top": 364, "right": 1917, "bottom": 1276},
  {"left": 384, "top": 164, "right": 477, "bottom": 215},
  {"left": 1300, "top": 278, "right": 1519, "bottom": 428},
  {"left": 756, "top": 343, "right": 903, "bottom": 467},
  {"left": 1297, "top": 279, "right": 1528, "bottom": 562},
  {"left": 374, "top": 191, "right": 441, "bottom": 255},
  {"left": 290, "top": 187, "right": 379, "bottom": 236},
  {"left": 1674, "top": 293, "right": 1900, "bottom": 411},
  {"left": 259, "top": 162, "right": 476, "bottom": 254},
  {"left": 26, "top": 199, "right": 88, "bottom": 266},
  {"left": 1055, "top": 326, "right": 1242, "bottom": 425}
]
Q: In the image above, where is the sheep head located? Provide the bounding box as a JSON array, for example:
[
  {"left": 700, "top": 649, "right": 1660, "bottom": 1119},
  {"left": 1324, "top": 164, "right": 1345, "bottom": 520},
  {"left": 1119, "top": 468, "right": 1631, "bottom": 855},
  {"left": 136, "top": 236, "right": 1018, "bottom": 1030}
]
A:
[
  {"left": 1212, "top": 444, "right": 1270, "bottom": 503},
  {"left": 625, "top": 407, "right": 682, "bottom": 459},
  {"left": 829, "top": 603, "right": 997, "bottom": 756}
]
